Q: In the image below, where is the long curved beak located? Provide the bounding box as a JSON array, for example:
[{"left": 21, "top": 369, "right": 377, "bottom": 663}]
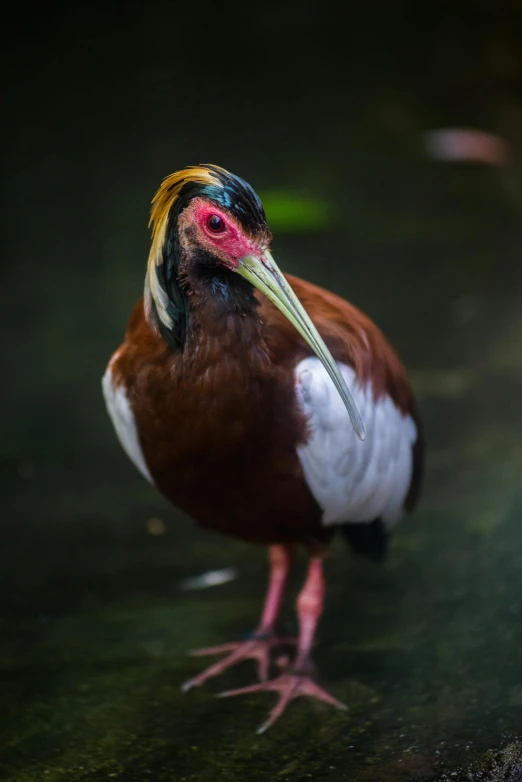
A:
[{"left": 237, "top": 250, "right": 365, "bottom": 441}]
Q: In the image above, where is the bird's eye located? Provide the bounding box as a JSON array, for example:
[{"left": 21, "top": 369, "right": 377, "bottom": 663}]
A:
[{"left": 206, "top": 214, "right": 226, "bottom": 233}]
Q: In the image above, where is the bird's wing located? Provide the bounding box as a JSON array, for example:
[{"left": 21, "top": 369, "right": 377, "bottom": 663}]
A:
[
  {"left": 295, "top": 357, "right": 418, "bottom": 527},
  {"left": 102, "top": 348, "right": 153, "bottom": 484},
  {"left": 258, "top": 273, "right": 422, "bottom": 527}
]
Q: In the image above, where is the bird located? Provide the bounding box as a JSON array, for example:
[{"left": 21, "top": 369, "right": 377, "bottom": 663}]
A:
[{"left": 102, "top": 164, "right": 423, "bottom": 734}]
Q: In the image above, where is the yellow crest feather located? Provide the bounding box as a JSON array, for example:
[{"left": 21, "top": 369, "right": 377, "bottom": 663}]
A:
[{"left": 145, "top": 165, "right": 226, "bottom": 328}]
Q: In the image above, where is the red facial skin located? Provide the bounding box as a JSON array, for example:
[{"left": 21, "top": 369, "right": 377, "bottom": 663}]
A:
[{"left": 177, "top": 197, "right": 268, "bottom": 270}]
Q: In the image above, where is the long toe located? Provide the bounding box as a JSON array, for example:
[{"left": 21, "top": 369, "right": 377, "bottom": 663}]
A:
[
  {"left": 217, "top": 672, "right": 346, "bottom": 733},
  {"left": 182, "top": 635, "right": 296, "bottom": 691},
  {"left": 189, "top": 642, "right": 243, "bottom": 657}
]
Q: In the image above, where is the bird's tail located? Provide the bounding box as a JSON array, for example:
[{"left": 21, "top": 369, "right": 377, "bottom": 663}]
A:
[{"left": 339, "top": 519, "right": 389, "bottom": 562}]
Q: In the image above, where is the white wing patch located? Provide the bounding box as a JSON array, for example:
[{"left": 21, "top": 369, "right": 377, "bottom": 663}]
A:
[
  {"left": 102, "top": 356, "right": 153, "bottom": 483},
  {"left": 295, "top": 357, "right": 417, "bottom": 528}
]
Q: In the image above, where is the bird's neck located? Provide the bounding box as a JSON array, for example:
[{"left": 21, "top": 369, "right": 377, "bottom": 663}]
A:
[
  {"left": 148, "top": 243, "right": 268, "bottom": 365},
  {"left": 182, "top": 260, "right": 270, "bottom": 370}
]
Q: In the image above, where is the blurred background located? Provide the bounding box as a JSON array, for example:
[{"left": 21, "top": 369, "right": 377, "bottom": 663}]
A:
[{"left": 2, "top": 2, "right": 522, "bottom": 780}]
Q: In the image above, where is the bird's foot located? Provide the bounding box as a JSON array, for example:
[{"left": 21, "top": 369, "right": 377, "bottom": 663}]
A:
[
  {"left": 217, "top": 667, "right": 347, "bottom": 734},
  {"left": 181, "top": 632, "right": 295, "bottom": 692}
]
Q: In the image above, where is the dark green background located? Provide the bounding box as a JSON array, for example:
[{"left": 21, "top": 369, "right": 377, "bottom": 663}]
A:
[{"left": 3, "top": 2, "right": 522, "bottom": 779}]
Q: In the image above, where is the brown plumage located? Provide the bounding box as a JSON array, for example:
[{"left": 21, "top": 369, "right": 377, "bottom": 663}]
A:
[
  {"left": 103, "top": 164, "right": 423, "bottom": 732},
  {"left": 109, "top": 277, "right": 421, "bottom": 544}
]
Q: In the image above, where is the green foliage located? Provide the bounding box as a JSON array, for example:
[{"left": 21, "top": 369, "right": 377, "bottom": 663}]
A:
[{"left": 259, "top": 190, "right": 335, "bottom": 232}]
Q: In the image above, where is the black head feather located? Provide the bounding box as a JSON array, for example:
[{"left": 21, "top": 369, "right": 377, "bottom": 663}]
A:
[{"left": 147, "top": 165, "right": 267, "bottom": 350}]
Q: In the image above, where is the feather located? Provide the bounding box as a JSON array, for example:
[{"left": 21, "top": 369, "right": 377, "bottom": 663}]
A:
[{"left": 295, "top": 358, "right": 418, "bottom": 527}]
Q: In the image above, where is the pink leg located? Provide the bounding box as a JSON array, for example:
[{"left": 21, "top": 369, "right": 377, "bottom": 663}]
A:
[
  {"left": 219, "top": 557, "right": 346, "bottom": 733},
  {"left": 182, "top": 545, "right": 295, "bottom": 692},
  {"left": 257, "top": 543, "right": 295, "bottom": 636},
  {"left": 295, "top": 557, "right": 324, "bottom": 671}
]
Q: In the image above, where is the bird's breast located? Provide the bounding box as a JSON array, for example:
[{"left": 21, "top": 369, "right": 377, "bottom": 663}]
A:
[{"left": 107, "top": 331, "right": 326, "bottom": 545}]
